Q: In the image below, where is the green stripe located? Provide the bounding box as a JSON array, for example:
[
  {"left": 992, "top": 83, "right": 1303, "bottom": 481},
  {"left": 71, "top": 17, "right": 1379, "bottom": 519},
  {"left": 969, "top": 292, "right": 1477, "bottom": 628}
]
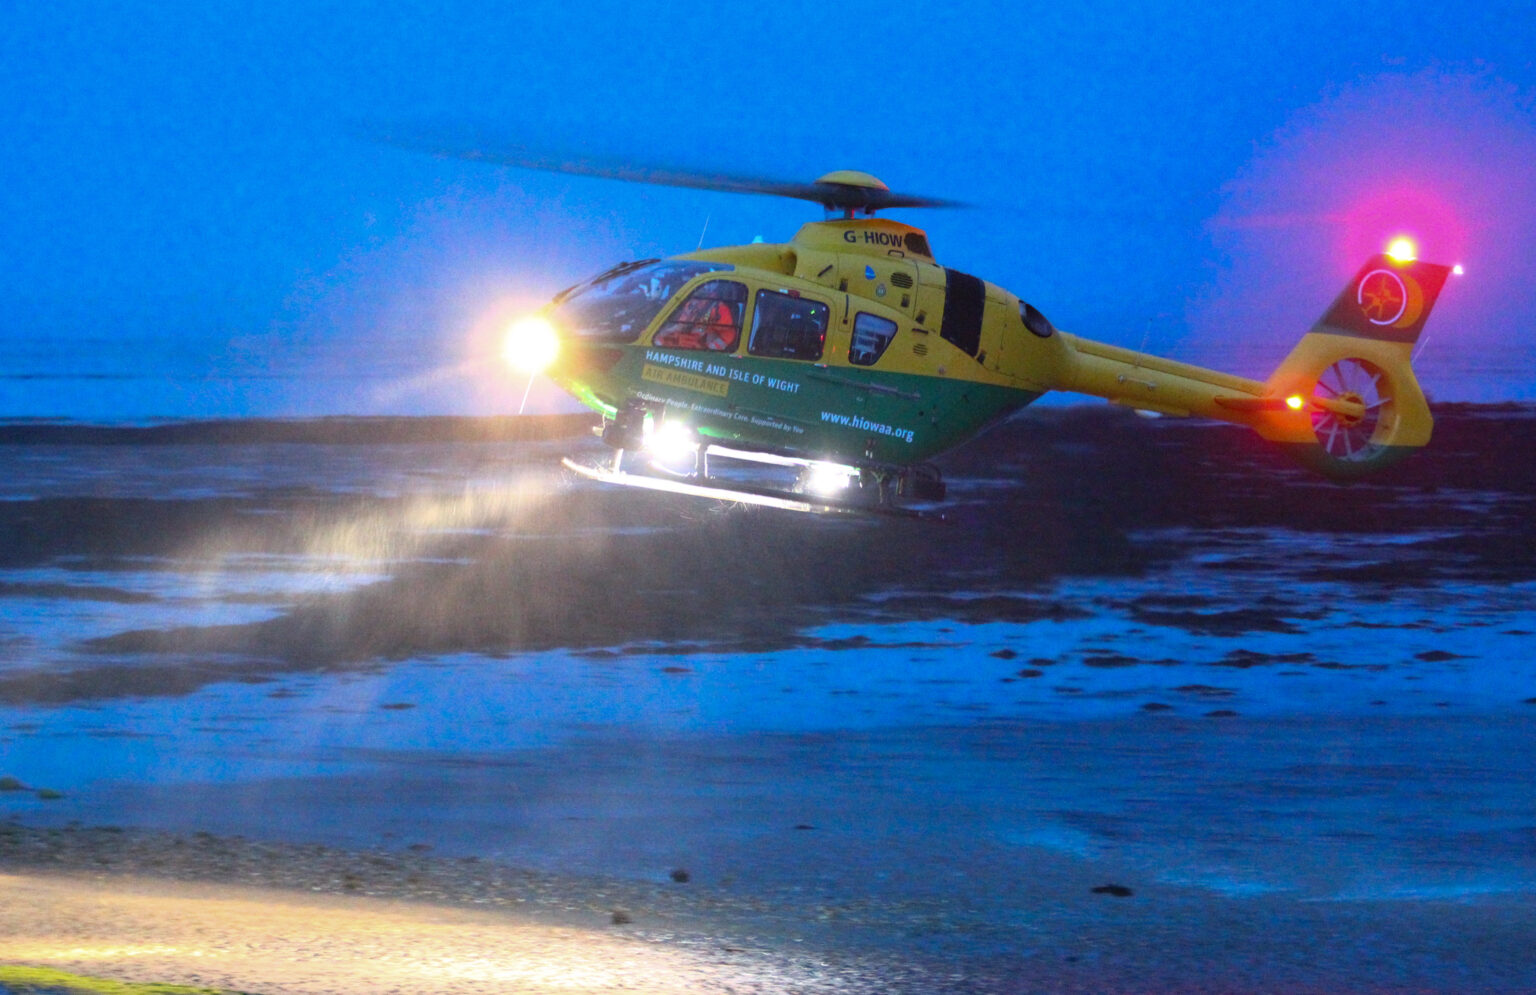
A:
[{"left": 610, "top": 349, "right": 1036, "bottom": 465}]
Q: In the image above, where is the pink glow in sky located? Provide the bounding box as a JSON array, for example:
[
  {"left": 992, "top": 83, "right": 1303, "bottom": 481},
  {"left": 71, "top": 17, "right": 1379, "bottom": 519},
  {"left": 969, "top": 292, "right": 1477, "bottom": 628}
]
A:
[{"left": 1191, "top": 70, "right": 1536, "bottom": 399}]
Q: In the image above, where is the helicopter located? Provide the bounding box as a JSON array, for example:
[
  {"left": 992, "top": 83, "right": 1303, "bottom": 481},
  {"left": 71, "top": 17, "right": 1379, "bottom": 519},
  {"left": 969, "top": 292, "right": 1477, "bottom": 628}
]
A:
[{"left": 392, "top": 134, "right": 1455, "bottom": 515}]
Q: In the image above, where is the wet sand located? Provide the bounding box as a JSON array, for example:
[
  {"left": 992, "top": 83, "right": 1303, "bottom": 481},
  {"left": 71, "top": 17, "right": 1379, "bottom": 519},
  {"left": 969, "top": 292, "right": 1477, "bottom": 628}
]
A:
[
  {"left": 2, "top": 405, "right": 1535, "bottom": 992},
  {"left": 1, "top": 405, "right": 1532, "bottom": 701}
]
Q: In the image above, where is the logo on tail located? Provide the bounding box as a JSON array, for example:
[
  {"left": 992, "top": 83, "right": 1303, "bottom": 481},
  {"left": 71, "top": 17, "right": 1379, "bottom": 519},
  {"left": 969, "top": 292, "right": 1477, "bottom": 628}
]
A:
[
  {"left": 1357, "top": 269, "right": 1423, "bottom": 327},
  {"left": 1320, "top": 255, "right": 1450, "bottom": 344}
]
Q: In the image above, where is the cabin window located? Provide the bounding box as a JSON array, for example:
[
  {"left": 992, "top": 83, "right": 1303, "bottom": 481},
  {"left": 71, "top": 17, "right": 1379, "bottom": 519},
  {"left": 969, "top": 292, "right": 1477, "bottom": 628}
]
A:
[
  {"left": 553, "top": 260, "right": 732, "bottom": 343},
  {"left": 748, "top": 289, "right": 829, "bottom": 361},
  {"left": 652, "top": 280, "right": 747, "bottom": 351},
  {"left": 849, "top": 312, "right": 898, "bottom": 366}
]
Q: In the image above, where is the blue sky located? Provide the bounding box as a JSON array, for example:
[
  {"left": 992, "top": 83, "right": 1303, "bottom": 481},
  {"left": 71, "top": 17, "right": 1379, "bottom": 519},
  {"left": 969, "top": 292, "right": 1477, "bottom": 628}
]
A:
[{"left": 2, "top": 1, "right": 1533, "bottom": 418}]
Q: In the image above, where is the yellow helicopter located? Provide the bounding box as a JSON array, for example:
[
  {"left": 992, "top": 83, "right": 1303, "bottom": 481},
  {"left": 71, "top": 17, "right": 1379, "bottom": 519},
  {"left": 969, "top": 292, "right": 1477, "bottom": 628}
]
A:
[{"left": 395, "top": 135, "right": 1455, "bottom": 515}]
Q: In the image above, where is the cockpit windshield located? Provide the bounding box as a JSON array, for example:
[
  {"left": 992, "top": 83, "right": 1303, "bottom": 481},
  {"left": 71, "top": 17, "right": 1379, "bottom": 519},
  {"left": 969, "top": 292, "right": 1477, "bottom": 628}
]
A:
[{"left": 552, "top": 260, "right": 735, "bottom": 343}]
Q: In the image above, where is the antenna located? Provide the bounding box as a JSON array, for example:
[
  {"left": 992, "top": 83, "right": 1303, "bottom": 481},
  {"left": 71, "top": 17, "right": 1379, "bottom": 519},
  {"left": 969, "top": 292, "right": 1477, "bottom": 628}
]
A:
[
  {"left": 1133, "top": 316, "right": 1153, "bottom": 372},
  {"left": 695, "top": 213, "right": 711, "bottom": 251}
]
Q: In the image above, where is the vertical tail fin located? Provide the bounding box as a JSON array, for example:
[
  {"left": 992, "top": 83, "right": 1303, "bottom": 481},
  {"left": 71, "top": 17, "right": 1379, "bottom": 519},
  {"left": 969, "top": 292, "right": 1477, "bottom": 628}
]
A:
[{"left": 1256, "top": 254, "right": 1453, "bottom": 477}]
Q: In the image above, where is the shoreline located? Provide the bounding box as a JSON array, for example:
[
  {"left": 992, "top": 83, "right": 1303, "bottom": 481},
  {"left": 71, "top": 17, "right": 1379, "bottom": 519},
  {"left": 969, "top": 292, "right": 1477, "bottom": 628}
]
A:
[
  {"left": 0, "top": 399, "right": 1530, "bottom": 446},
  {"left": 0, "top": 413, "right": 600, "bottom": 446}
]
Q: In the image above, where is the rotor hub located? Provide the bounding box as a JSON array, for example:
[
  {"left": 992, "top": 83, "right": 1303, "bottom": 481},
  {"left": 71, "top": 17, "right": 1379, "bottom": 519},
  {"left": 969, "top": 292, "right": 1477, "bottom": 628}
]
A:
[
  {"left": 1334, "top": 391, "right": 1365, "bottom": 426},
  {"left": 813, "top": 170, "right": 890, "bottom": 192}
]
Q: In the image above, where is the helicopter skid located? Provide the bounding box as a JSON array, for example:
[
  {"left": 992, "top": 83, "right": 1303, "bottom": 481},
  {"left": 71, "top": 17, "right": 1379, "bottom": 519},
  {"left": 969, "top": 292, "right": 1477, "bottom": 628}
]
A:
[{"left": 560, "top": 457, "right": 943, "bottom": 520}]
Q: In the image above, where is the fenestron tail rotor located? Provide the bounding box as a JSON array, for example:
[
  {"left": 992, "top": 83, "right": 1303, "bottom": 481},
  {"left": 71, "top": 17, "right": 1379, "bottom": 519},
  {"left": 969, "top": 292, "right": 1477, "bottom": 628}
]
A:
[{"left": 1309, "top": 357, "right": 1390, "bottom": 463}]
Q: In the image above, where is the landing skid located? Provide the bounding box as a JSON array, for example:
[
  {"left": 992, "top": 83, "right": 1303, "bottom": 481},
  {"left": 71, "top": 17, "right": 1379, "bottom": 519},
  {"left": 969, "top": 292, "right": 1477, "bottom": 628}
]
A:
[{"left": 561, "top": 457, "right": 944, "bottom": 520}]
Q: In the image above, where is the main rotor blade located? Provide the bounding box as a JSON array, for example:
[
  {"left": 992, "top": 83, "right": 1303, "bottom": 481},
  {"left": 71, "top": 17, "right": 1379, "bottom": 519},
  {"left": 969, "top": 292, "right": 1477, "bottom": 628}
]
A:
[{"left": 359, "top": 124, "right": 962, "bottom": 211}]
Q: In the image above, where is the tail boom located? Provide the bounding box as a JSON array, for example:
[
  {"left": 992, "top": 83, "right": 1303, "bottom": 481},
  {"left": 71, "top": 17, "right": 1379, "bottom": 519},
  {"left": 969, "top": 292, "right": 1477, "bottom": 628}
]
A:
[
  {"left": 1050, "top": 253, "right": 1452, "bottom": 477},
  {"left": 1052, "top": 334, "right": 1269, "bottom": 420}
]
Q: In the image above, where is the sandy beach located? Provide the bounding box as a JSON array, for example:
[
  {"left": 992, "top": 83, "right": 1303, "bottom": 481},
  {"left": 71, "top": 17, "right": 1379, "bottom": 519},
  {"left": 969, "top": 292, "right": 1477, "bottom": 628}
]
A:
[
  {"left": 3, "top": 406, "right": 1535, "bottom": 992},
  {"left": 4, "top": 823, "right": 1535, "bottom": 994}
]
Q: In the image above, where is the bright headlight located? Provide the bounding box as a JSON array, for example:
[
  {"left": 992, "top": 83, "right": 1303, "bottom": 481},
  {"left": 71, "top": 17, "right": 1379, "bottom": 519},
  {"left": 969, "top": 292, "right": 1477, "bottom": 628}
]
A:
[
  {"left": 502, "top": 315, "right": 560, "bottom": 374},
  {"left": 645, "top": 420, "right": 698, "bottom": 469},
  {"left": 805, "top": 461, "right": 858, "bottom": 496}
]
